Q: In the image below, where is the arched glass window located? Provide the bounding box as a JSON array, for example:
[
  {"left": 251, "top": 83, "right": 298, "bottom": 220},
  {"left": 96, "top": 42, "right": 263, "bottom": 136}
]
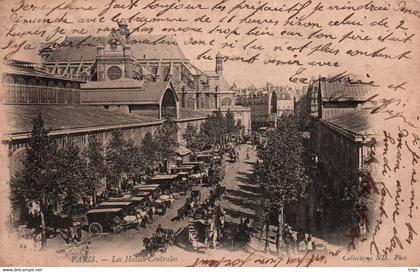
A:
[{"left": 161, "top": 89, "right": 177, "bottom": 119}]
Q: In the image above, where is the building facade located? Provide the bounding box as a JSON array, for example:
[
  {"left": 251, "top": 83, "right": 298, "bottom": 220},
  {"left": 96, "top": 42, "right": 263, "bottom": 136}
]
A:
[
  {"left": 39, "top": 20, "right": 250, "bottom": 133},
  {"left": 236, "top": 91, "right": 277, "bottom": 130},
  {"left": 1, "top": 59, "right": 207, "bottom": 180}
]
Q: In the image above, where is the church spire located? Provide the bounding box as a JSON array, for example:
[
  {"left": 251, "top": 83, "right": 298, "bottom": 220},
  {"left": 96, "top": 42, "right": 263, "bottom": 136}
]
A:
[{"left": 216, "top": 51, "right": 223, "bottom": 76}]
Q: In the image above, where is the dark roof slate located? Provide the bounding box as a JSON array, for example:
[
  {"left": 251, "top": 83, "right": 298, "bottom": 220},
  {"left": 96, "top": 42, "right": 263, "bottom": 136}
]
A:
[{"left": 3, "top": 104, "right": 160, "bottom": 136}]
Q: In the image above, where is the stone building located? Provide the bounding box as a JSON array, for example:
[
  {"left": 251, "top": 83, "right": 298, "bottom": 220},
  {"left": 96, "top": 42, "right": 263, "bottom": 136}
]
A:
[
  {"left": 292, "top": 77, "right": 379, "bottom": 234},
  {"left": 306, "top": 78, "right": 376, "bottom": 119},
  {"left": 236, "top": 92, "right": 277, "bottom": 130},
  {"left": 39, "top": 20, "right": 250, "bottom": 134},
  {"left": 1, "top": 59, "right": 207, "bottom": 180},
  {"left": 276, "top": 91, "right": 294, "bottom": 116}
]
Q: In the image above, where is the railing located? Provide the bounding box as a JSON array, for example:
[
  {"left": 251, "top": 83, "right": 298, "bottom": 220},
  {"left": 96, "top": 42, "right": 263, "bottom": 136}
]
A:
[{"left": 2, "top": 84, "right": 80, "bottom": 105}]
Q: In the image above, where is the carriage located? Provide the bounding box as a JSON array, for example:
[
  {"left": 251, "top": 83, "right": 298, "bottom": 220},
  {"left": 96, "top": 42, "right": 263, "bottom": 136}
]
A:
[
  {"left": 191, "top": 187, "right": 202, "bottom": 203},
  {"left": 132, "top": 184, "right": 161, "bottom": 200},
  {"left": 148, "top": 175, "right": 179, "bottom": 191},
  {"left": 143, "top": 228, "right": 175, "bottom": 256},
  {"left": 153, "top": 199, "right": 167, "bottom": 215},
  {"left": 108, "top": 196, "right": 149, "bottom": 208},
  {"left": 98, "top": 201, "right": 137, "bottom": 215},
  {"left": 181, "top": 161, "right": 206, "bottom": 173},
  {"left": 195, "top": 152, "right": 214, "bottom": 165},
  {"left": 158, "top": 194, "right": 175, "bottom": 208},
  {"left": 86, "top": 208, "right": 128, "bottom": 234},
  {"left": 228, "top": 149, "right": 237, "bottom": 162}
]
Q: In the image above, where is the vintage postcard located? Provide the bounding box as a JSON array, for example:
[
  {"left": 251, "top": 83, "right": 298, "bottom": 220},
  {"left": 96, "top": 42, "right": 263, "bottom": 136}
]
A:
[{"left": 0, "top": 0, "right": 419, "bottom": 268}]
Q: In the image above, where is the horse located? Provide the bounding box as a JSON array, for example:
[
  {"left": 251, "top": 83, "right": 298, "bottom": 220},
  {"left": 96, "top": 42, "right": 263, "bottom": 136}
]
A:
[
  {"left": 176, "top": 205, "right": 191, "bottom": 221},
  {"left": 143, "top": 238, "right": 156, "bottom": 257}
]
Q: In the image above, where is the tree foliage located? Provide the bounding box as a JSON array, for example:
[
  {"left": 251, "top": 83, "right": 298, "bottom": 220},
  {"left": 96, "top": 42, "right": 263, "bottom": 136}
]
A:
[
  {"left": 57, "top": 141, "right": 87, "bottom": 217},
  {"left": 9, "top": 113, "right": 60, "bottom": 211},
  {"left": 141, "top": 130, "right": 158, "bottom": 167},
  {"left": 82, "top": 136, "right": 106, "bottom": 204},
  {"left": 154, "top": 118, "right": 179, "bottom": 162},
  {"left": 225, "top": 109, "right": 236, "bottom": 135},
  {"left": 255, "top": 114, "right": 310, "bottom": 209},
  {"left": 183, "top": 123, "right": 199, "bottom": 151},
  {"left": 105, "top": 130, "right": 131, "bottom": 191}
]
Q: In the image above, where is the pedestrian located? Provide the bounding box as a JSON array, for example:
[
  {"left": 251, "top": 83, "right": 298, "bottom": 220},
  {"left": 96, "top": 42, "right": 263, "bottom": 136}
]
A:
[
  {"left": 305, "top": 233, "right": 312, "bottom": 251},
  {"left": 84, "top": 241, "right": 91, "bottom": 258},
  {"left": 297, "top": 228, "right": 305, "bottom": 251}
]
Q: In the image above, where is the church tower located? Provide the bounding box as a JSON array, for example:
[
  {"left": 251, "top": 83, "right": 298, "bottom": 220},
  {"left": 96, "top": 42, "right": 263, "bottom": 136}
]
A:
[{"left": 215, "top": 52, "right": 223, "bottom": 76}]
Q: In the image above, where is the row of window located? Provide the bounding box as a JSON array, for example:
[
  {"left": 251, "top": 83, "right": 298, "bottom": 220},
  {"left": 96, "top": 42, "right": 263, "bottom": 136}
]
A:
[
  {"left": 3, "top": 76, "right": 79, "bottom": 89},
  {"left": 4, "top": 85, "right": 80, "bottom": 104}
]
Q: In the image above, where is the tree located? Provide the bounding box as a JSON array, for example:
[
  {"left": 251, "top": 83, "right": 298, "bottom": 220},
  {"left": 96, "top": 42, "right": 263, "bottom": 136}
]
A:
[
  {"left": 183, "top": 123, "right": 199, "bottom": 151},
  {"left": 125, "top": 139, "right": 145, "bottom": 183},
  {"left": 199, "top": 110, "right": 227, "bottom": 146},
  {"left": 213, "top": 109, "right": 227, "bottom": 144},
  {"left": 57, "top": 141, "right": 87, "bottom": 219},
  {"left": 255, "top": 114, "right": 310, "bottom": 251},
  {"left": 155, "top": 118, "right": 179, "bottom": 163},
  {"left": 141, "top": 130, "right": 158, "bottom": 171},
  {"left": 225, "top": 109, "right": 236, "bottom": 136},
  {"left": 82, "top": 136, "right": 106, "bottom": 206},
  {"left": 9, "top": 113, "right": 60, "bottom": 248},
  {"left": 106, "top": 130, "right": 130, "bottom": 192}
]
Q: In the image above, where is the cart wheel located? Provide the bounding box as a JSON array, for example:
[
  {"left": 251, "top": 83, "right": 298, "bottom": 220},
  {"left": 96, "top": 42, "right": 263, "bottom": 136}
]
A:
[{"left": 89, "top": 222, "right": 103, "bottom": 234}]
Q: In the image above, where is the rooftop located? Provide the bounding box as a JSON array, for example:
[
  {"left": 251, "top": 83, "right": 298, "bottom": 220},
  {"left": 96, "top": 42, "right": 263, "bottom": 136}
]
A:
[
  {"left": 3, "top": 104, "right": 161, "bottom": 138},
  {"left": 178, "top": 108, "right": 208, "bottom": 120},
  {"left": 320, "top": 81, "right": 375, "bottom": 102},
  {"left": 323, "top": 109, "right": 378, "bottom": 136},
  {"left": 80, "top": 81, "right": 175, "bottom": 105},
  {"left": 4, "top": 59, "right": 85, "bottom": 83}
]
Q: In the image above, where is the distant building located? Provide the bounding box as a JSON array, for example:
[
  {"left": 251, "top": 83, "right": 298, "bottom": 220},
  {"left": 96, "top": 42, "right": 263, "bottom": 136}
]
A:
[
  {"left": 307, "top": 79, "right": 376, "bottom": 119},
  {"left": 276, "top": 91, "right": 293, "bottom": 116},
  {"left": 39, "top": 20, "right": 250, "bottom": 134},
  {"left": 236, "top": 92, "right": 277, "bottom": 130}
]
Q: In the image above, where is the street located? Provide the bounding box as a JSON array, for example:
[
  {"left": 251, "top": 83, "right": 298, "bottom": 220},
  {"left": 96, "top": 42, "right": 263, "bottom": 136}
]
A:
[{"left": 52, "top": 144, "right": 264, "bottom": 263}]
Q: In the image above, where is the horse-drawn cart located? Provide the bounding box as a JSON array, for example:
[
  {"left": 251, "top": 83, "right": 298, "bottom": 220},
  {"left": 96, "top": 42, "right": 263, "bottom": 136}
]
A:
[
  {"left": 143, "top": 228, "right": 175, "bottom": 256},
  {"left": 87, "top": 208, "right": 126, "bottom": 234}
]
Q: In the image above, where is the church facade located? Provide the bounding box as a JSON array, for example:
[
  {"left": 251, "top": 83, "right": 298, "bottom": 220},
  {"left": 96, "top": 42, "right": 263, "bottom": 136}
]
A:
[{"left": 39, "top": 20, "right": 250, "bottom": 134}]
